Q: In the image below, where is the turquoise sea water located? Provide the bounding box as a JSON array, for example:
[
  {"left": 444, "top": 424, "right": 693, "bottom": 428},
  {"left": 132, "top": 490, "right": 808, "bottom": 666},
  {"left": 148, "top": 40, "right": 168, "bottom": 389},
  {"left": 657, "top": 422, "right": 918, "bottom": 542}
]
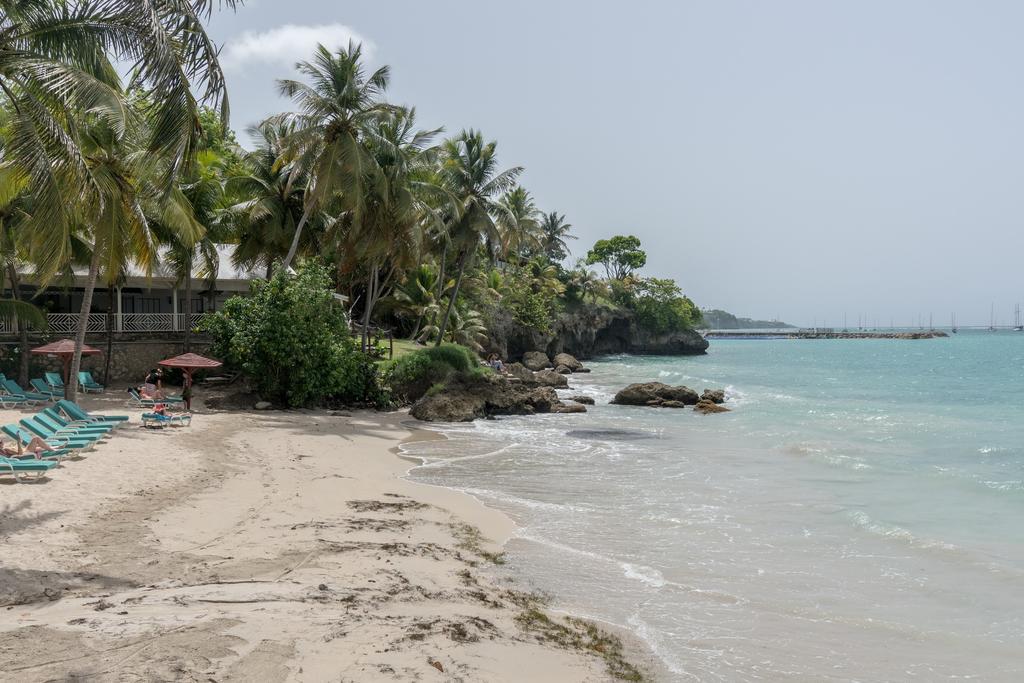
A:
[{"left": 402, "top": 331, "right": 1024, "bottom": 680}]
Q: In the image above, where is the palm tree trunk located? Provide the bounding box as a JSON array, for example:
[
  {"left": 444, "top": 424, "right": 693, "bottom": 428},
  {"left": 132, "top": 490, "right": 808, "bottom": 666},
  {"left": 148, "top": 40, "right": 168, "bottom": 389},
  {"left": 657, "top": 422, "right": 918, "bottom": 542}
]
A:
[
  {"left": 67, "top": 247, "right": 101, "bottom": 400},
  {"left": 104, "top": 285, "right": 113, "bottom": 386},
  {"left": 361, "top": 263, "right": 378, "bottom": 352},
  {"left": 7, "top": 264, "right": 29, "bottom": 386},
  {"left": 281, "top": 205, "right": 312, "bottom": 271},
  {"left": 435, "top": 249, "right": 469, "bottom": 346},
  {"left": 183, "top": 269, "right": 192, "bottom": 352}
]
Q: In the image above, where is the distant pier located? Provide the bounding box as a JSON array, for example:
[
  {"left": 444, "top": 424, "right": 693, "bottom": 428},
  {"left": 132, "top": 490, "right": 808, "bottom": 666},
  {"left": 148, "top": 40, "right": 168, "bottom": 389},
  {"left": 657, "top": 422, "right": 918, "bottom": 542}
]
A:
[{"left": 704, "top": 329, "right": 949, "bottom": 340}]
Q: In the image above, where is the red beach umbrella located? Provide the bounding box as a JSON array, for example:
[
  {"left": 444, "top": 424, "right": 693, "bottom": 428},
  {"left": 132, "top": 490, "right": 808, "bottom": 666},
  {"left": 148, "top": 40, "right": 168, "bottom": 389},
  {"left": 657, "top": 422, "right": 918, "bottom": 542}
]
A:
[
  {"left": 30, "top": 339, "right": 102, "bottom": 385},
  {"left": 158, "top": 352, "right": 223, "bottom": 388}
]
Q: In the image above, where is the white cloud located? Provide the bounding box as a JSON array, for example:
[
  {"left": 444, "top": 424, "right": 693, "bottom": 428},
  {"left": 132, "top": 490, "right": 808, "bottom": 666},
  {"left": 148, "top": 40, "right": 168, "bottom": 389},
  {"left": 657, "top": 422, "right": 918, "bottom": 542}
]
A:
[{"left": 221, "top": 23, "right": 373, "bottom": 71}]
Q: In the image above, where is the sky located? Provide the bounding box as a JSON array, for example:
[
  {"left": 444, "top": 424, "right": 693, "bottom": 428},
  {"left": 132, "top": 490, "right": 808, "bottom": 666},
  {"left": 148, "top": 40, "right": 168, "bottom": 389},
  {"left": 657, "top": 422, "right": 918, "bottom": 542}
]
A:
[{"left": 206, "top": 1, "right": 1024, "bottom": 327}]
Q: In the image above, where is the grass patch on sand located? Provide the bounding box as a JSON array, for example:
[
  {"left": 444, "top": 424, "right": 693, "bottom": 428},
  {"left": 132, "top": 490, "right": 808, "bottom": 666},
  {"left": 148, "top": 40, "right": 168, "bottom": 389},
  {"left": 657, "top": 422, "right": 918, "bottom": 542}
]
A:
[
  {"left": 515, "top": 607, "right": 644, "bottom": 681},
  {"left": 451, "top": 522, "right": 507, "bottom": 565}
]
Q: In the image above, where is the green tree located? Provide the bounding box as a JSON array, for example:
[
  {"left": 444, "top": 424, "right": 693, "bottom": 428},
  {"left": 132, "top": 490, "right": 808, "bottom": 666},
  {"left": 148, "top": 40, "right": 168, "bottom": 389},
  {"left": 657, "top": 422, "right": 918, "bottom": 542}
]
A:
[
  {"left": 496, "top": 186, "right": 541, "bottom": 261},
  {"left": 228, "top": 121, "right": 316, "bottom": 278},
  {"left": 202, "top": 262, "right": 381, "bottom": 408},
  {"left": 434, "top": 130, "right": 522, "bottom": 345},
  {"left": 630, "top": 277, "right": 702, "bottom": 334},
  {"left": 275, "top": 42, "right": 392, "bottom": 271},
  {"left": 585, "top": 234, "right": 647, "bottom": 280},
  {"left": 538, "top": 211, "right": 575, "bottom": 263}
]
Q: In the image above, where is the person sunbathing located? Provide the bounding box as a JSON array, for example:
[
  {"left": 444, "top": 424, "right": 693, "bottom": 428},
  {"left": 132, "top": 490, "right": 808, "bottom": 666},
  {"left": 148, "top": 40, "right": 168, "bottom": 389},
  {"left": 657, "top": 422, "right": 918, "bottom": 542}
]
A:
[{"left": 0, "top": 436, "right": 58, "bottom": 459}]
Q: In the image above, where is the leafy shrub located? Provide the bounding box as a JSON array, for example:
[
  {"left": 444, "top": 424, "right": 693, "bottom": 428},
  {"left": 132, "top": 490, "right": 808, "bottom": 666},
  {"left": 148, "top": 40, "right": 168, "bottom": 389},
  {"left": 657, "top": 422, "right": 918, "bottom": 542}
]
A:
[
  {"left": 201, "top": 262, "right": 384, "bottom": 408},
  {"left": 383, "top": 343, "right": 480, "bottom": 403},
  {"left": 630, "top": 277, "right": 703, "bottom": 334}
]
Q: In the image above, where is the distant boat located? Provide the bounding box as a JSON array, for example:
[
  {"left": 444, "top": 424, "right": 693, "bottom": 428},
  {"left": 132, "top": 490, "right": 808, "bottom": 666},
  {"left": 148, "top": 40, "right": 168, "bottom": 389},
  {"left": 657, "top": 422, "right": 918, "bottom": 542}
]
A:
[
  {"left": 1015, "top": 304, "right": 1023, "bottom": 332},
  {"left": 952, "top": 313, "right": 958, "bottom": 334},
  {"left": 989, "top": 303, "right": 996, "bottom": 332}
]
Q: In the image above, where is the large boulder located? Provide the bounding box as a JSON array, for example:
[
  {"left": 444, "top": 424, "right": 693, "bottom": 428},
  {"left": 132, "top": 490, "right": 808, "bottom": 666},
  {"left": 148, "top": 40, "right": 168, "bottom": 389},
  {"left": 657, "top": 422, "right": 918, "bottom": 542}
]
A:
[
  {"left": 506, "top": 362, "right": 536, "bottom": 384},
  {"left": 568, "top": 395, "right": 595, "bottom": 405},
  {"left": 611, "top": 382, "right": 700, "bottom": 406},
  {"left": 552, "top": 402, "right": 587, "bottom": 414},
  {"left": 552, "top": 352, "right": 583, "bottom": 372},
  {"left": 694, "top": 400, "right": 730, "bottom": 414},
  {"left": 522, "top": 351, "right": 552, "bottom": 371},
  {"left": 701, "top": 388, "right": 726, "bottom": 404},
  {"left": 410, "top": 375, "right": 561, "bottom": 422},
  {"left": 533, "top": 369, "right": 569, "bottom": 388},
  {"left": 554, "top": 365, "right": 572, "bottom": 375}
]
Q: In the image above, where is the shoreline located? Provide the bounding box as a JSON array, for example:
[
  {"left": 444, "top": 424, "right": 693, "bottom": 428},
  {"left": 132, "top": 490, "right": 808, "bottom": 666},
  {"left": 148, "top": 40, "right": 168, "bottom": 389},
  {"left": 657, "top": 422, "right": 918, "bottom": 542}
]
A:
[
  {"left": 395, "top": 421, "right": 673, "bottom": 681},
  {"left": 0, "top": 393, "right": 659, "bottom": 681}
]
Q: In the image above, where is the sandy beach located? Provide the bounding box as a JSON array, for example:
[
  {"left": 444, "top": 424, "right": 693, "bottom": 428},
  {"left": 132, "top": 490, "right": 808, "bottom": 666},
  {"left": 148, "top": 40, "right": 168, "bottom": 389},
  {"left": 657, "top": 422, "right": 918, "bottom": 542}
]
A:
[{"left": 0, "top": 391, "right": 650, "bottom": 681}]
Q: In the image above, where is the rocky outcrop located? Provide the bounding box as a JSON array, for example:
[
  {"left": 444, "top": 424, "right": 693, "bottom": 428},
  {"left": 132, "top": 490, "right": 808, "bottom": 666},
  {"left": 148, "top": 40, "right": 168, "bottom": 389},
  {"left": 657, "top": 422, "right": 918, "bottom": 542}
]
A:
[
  {"left": 552, "top": 402, "right": 587, "bottom": 414},
  {"left": 611, "top": 382, "right": 700, "bottom": 407},
  {"left": 522, "top": 351, "right": 552, "bottom": 371},
  {"left": 552, "top": 353, "right": 583, "bottom": 372},
  {"left": 701, "top": 389, "right": 726, "bottom": 404},
  {"left": 568, "top": 395, "right": 595, "bottom": 405},
  {"left": 410, "top": 375, "right": 565, "bottom": 422},
  {"left": 694, "top": 400, "right": 730, "bottom": 414},
  {"left": 485, "top": 303, "right": 708, "bottom": 361},
  {"left": 533, "top": 369, "right": 569, "bottom": 388},
  {"left": 554, "top": 365, "right": 572, "bottom": 374}
]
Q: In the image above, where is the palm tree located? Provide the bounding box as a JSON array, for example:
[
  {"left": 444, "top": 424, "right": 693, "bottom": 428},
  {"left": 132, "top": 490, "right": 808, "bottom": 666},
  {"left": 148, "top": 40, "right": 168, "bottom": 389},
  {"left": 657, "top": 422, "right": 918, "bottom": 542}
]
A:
[
  {"left": 434, "top": 130, "right": 522, "bottom": 345},
  {"left": 34, "top": 113, "right": 201, "bottom": 399},
  {"left": 384, "top": 264, "right": 441, "bottom": 339},
  {"left": 158, "top": 150, "right": 228, "bottom": 352},
  {"left": 539, "top": 211, "right": 576, "bottom": 263},
  {"left": 342, "top": 107, "right": 443, "bottom": 350},
  {"left": 228, "top": 121, "right": 312, "bottom": 278},
  {"left": 496, "top": 186, "right": 541, "bottom": 261},
  {"left": 0, "top": 0, "right": 237, "bottom": 241},
  {"left": 274, "top": 42, "right": 392, "bottom": 271}
]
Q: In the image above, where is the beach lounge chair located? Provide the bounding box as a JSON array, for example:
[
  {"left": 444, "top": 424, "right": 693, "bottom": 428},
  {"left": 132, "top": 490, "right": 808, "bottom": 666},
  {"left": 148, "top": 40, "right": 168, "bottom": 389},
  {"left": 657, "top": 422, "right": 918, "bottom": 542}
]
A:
[
  {"left": 40, "top": 408, "right": 113, "bottom": 437},
  {"left": 0, "top": 393, "right": 31, "bottom": 408},
  {"left": 128, "top": 388, "right": 184, "bottom": 408},
  {"left": 19, "top": 417, "right": 97, "bottom": 450},
  {"left": 56, "top": 400, "right": 129, "bottom": 427},
  {"left": 141, "top": 412, "right": 192, "bottom": 429},
  {"left": 30, "top": 379, "right": 63, "bottom": 399},
  {"left": 78, "top": 371, "right": 105, "bottom": 393},
  {"left": 3, "top": 379, "right": 52, "bottom": 403},
  {"left": 0, "top": 456, "right": 57, "bottom": 481},
  {"left": 44, "top": 372, "right": 64, "bottom": 391},
  {"left": 1, "top": 424, "right": 75, "bottom": 460}
]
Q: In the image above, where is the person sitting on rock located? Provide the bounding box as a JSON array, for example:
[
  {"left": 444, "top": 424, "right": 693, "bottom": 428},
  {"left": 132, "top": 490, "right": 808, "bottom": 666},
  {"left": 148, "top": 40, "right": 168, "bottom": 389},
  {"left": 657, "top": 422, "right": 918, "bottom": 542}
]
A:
[{"left": 487, "top": 354, "right": 506, "bottom": 374}]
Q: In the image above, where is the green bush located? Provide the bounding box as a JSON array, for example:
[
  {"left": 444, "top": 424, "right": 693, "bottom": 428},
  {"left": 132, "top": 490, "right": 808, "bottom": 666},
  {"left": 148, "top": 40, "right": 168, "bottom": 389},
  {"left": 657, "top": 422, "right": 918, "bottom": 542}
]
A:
[
  {"left": 201, "top": 262, "right": 385, "bottom": 408},
  {"left": 383, "top": 343, "right": 480, "bottom": 403}
]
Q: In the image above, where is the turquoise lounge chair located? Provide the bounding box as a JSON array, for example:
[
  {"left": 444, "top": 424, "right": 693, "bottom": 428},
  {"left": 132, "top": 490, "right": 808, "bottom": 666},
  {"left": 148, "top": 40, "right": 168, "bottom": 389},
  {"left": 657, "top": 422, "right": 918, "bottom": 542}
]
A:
[
  {"left": 31, "top": 379, "right": 62, "bottom": 399},
  {"left": 0, "top": 394, "right": 31, "bottom": 408},
  {"left": 37, "top": 410, "right": 111, "bottom": 439},
  {"left": 3, "top": 379, "right": 52, "bottom": 403},
  {"left": 0, "top": 456, "right": 57, "bottom": 480},
  {"left": 78, "top": 371, "right": 104, "bottom": 393},
  {"left": 56, "top": 400, "right": 129, "bottom": 426},
  {"left": 1, "top": 424, "right": 75, "bottom": 460},
  {"left": 128, "top": 388, "right": 184, "bottom": 408},
  {"left": 19, "top": 418, "right": 96, "bottom": 450},
  {"left": 141, "top": 412, "right": 192, "bottom": 428},
  {"left": 42, "top": 407, "right": 115, "bottom": 434},
  {"left": 44, "top": 372, "right": 64, "bottom": 391}
]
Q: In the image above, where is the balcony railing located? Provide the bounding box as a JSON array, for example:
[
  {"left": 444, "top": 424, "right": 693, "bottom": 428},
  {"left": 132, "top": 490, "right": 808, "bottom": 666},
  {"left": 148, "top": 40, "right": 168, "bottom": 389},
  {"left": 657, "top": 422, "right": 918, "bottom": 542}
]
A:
[{"left": 0, "top": 313, "right": 213, "bottom": 335}]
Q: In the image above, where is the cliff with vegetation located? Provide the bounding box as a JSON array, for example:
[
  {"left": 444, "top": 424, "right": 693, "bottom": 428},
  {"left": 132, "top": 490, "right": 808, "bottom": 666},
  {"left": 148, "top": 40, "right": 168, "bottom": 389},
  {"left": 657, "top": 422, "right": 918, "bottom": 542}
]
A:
[{"left": 701, "top": 309, "right": 793, "bottom": 330}]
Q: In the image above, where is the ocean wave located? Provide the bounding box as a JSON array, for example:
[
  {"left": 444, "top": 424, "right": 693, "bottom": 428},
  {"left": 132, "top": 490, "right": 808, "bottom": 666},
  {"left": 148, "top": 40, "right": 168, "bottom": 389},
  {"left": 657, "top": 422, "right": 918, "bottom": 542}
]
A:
[
  {"left": 458, "top": 487, "right": 593, "bottom": 514},
  {"left": 621, "top": 562, "right": 668, "bottom": 588},
  {"left": 846, "top": 510, "right": 957, "bottom": 551}
]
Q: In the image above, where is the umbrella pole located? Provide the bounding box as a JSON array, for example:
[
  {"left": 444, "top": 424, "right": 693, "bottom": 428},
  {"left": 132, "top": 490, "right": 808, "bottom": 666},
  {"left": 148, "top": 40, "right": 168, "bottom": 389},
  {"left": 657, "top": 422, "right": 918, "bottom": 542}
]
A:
[{"left": 63, "top": 356, "right": 71, "bottom": 400}]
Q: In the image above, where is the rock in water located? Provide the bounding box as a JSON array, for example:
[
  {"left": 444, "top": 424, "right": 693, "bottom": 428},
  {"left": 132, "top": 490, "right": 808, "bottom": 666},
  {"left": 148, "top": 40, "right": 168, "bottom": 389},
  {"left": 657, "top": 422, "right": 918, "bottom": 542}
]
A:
[
  {"left": 552, "top": 402, "right": 587, "bottom": 413},
  {"left": 522, "top": 351, "right": 553, "bottom": 371},
  {"left": 611, "top": 382, "right": 699, "bottom": 406},
  {"left": 552, "top": 352, "right": 584, "bottom": 372},
  {"left": 410, "top": 375, "right": 561, "bottom": 422},
  {"left": 660, "top": 400, "right": 687, "bottom": 408},
  {"left": 694, "top": 399, "right": 730, "bottom": 414},
  {"left": 568, "top": 395, "right": 595, "bottom": 405},
  {"left": 254, "top": 401, "right": 273, "bottom": 410},
  {"left": 554, "top": 365, "right": 572, "bottom": 374},
  {"left": 701, "top": 388, "right": 726, "bottom": 404},
  {"left": 533, "top": 369, "right": 569, "bottom": 388}
]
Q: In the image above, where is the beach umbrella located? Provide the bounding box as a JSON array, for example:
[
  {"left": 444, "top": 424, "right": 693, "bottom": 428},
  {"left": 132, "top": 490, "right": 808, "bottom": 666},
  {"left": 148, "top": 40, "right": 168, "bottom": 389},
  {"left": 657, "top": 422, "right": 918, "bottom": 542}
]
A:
[
  {"left": 158, "top": 352, "right": 222, "bottom": 388},
  {"left": 30, "top": 339, "right": 102, "bottom": 385}
]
